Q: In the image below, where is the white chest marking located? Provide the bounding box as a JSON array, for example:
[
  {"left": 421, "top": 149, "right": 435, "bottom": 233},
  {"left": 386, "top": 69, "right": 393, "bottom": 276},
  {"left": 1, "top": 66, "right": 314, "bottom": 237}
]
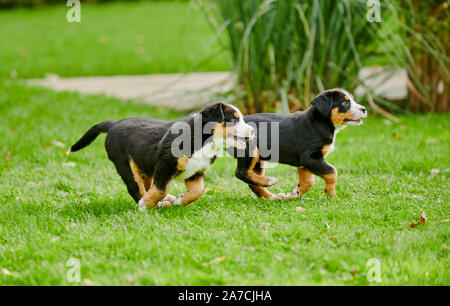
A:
[
  {"left": 175, "top": 141, "right": 219, "bottom": 180},
  {"left": 325, "top": 125, "right": 345, "bottom": 157}
]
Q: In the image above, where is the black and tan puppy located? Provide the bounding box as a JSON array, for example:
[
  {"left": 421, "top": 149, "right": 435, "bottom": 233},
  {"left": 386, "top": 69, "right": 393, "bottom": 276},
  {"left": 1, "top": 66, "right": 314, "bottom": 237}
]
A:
[
  {"left": 67, "top": 103, "right": 254, "bottom": 210},
  {"left": 230, "top": 89, "right": 367, "bottom": 200}
]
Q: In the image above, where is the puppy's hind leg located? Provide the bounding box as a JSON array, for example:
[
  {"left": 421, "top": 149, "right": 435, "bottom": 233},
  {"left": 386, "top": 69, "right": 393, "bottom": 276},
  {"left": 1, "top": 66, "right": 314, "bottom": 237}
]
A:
[
  {"left": 138, "top": 173, "right": 170, "bottom": 210},
  {"left": 113, "top": 159, "right": 143, "bottom": 203},
  {"left": 235, "top": 156, "right": 278, "bottom": 187},
  {"left": 248, "top": 161, "right": 286, "bottom": 200}
]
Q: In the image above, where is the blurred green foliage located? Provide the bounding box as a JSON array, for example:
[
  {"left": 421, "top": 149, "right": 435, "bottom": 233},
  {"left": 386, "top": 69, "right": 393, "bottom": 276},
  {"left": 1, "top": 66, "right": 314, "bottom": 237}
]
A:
[{"left": 0, "top": 0, "right": 188, "bottom": 9}]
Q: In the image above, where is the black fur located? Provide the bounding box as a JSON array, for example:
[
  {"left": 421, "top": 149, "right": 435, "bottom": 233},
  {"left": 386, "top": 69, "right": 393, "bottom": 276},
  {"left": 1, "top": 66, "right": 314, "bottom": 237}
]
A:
[
  {"left": 229, "top": 88, "right": 365, "bottom": 195},
  {"left": 68, "top": 103, "right": 240, "bottom": 203}
]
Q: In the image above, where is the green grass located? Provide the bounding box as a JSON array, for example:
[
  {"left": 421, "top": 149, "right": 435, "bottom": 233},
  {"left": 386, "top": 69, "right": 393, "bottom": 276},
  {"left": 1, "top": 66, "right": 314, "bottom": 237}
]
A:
[
  {"left": 0, "top": 81, "right": 448, "bottom": 285},
  {"left": 0, "top": 0, "right": 448, "bottom": 286},
  {"left": 0, "top": 1, "right": 230, "bottom": 79}
]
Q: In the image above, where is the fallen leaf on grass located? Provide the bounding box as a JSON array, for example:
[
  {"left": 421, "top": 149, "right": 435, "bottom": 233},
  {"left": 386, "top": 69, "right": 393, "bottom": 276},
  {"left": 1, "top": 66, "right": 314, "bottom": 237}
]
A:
[
  {"left": 52, "top": 140, "right": 66, "bottom": 148},
  {"left": 1, "top": 268, "right": 20, "bottom": 277},
  {"left": 208, "top": 256, "right": 226, "bottom": 265},
  {"left": 296, "top": 206, "right": 306, "bottom": 211},
  {"left": 43, "top": 141, "right": 52, "bottom": 147},
  {"left": 328, "top": 236, "right": 337, "bottom": 241},
  {"left": 3, "top": 153, "right": 14, "bottom": 160},
  {"left": 440, "top": 219, "right": 449, "bottom": 223},
  {"left": 392, "top": 133, "right": 403, "bottom": 141},
  {"left": 125, "top": 275, "right": 135, "bottom": 285},
  {"left": 410, "top": 211, "right": 427, "bottom": 228},
  {"left": 352, "top": 269, "right": 357, "bottom": 277},
  {"left": 442, "top": 244, "right": 449, "bottom": 250}
]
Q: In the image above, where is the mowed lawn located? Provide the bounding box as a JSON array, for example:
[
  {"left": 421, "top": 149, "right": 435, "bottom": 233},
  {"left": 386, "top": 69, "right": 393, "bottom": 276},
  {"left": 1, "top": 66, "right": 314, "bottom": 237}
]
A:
[
  {"left": 0, "top": 1, "right": 230, "bottom": 79},
  {"left": 0, "top": 82, "right": 448, "bottom": 285},
  {"left": 0, "top": 1, "right": 449, "bottom": 286}
]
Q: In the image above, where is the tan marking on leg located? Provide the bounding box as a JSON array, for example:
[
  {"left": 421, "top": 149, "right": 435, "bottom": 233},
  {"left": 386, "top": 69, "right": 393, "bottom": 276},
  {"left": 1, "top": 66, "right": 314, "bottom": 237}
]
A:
[
  {"left": 297, "top": 167, "right": 315, "bottom": 196},
  {"left": 249, "top": 147, "right": 260, "bottom": 171},
  {"left": 180, "top": 176, "right": 205, "bottom": 206},
  {"left": 177, "top": 155, "right": 190, "bottom": 171},
  {"left": 246, "top": 170, "right": 273, "bottom": 186},
  {"left": 142, "top": 184, "right": 168, "bottom": 208},
  {"left": 248, "top": 162, "right": 273, "bottom": 199},
  {"left": 319, "top": 166, "right": 337, "bottom": 195},
  {"left": 331, "top": 107, "right": 353, "bottom": 125},
  {"left": 250, "top": 185, "right": 274, "bottom": 199},
  {"left": 129, "top": 159, "right": 146, "bottom": 197}
]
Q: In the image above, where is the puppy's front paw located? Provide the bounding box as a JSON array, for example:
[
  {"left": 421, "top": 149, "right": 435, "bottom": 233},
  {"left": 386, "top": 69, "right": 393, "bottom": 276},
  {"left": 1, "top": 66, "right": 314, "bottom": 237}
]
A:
[
  {"left": 286, "top": 187, "right": 300, "bottom": 199},
  {"left": 269, "top": 193, "right": 287, "bottom": 200},
  {"left": 157, "top": 194, "right": 177, "bottom": 208},
  {"left": 173, "top": 195, "right": 183, "bottom": 206},
  {"left": 138, "top": 198, "right": 147, "bottom": 211},
  {"left": 266, "top": 176, "right": 278, "bottom": 187}
]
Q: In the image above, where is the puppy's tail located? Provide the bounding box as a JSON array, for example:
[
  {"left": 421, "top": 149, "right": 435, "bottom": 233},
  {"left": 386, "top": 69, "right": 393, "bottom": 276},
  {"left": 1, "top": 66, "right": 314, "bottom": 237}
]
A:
[{"left": 67, "top": 120, "right": 116, "bottom": 154}]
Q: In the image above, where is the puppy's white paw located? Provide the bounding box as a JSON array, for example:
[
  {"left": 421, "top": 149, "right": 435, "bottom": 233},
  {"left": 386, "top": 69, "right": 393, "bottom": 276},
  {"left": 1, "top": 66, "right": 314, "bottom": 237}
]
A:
[
  {"left": 173, "top": 195, "right": 183, "bottom": 206},
  {"left": 286, "top": 187, "right": 300, "bottom": 199},
  {"left": 163, "top": 194, "right": 176, "bottom": 202},
  {"left": 267, "top": 177, "right": 278, "bottom": 187},
  {"left": 269, "top": 193, "right": 287, "bottom": 200},
  {"left": 157, "top": 200, "right": 172, "bottom": 208},
  {"left": 138, "top": 198, "right": 147, "bottom": 211},
  {"left": 156, "top": 194, "right": 177, "bottom": 208}
]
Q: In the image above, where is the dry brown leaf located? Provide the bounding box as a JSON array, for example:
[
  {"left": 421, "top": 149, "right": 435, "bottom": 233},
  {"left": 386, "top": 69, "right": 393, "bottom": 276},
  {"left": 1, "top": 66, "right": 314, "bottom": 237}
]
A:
[
  {"left": 208, "top": 256, "right": 226, "bottom": 265},
  {"left": 352, "top": 269, "right": 357, "bottom": 277},
  {"left": 3, "top": 153, "right": 14, "bottom": 160},
  {"left": 328, "top": 236, "right": 337, "bottom": 241},
  {"left": 43, "top": 141, "right": 52, "bottom": 147},
  {"left": 410, "top": 211, "right": 427, "bottom": 228},
  {"left": 296, "top": 206, "right": 306, "bottom": 211},
  {"left": 392, "top": 133, "right": 404, "bottom": 141}
]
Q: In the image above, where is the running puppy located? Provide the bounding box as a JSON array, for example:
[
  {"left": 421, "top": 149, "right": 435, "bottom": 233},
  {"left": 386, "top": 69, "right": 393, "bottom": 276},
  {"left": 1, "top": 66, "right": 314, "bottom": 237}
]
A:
[
  {"left": 67, "top": 103, "right": 254, "bottom": 210},
  {"left": 230, "top": 89, "right": 367, "bottom": 200}
]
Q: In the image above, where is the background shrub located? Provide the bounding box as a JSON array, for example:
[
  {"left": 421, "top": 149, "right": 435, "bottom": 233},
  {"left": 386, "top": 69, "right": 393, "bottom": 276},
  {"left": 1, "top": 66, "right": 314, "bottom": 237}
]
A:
[
  {"left": 0, "top": 0, "right": 187, "bottom": 9},
  {"left": 202, "top": 0, "right": 449, "bottom": 113}
]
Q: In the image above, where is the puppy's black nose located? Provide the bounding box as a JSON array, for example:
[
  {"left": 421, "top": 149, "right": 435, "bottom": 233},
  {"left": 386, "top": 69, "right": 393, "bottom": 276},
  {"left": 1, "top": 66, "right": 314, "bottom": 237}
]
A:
[{"left": 360, "top": 107, "right": 366, "bottom": 114}]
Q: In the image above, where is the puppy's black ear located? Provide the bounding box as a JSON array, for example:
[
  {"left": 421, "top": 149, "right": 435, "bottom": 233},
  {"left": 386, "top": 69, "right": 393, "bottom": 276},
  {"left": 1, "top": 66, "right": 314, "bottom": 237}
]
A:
[
  {"left": 311, "top": 92, "right": 333, "bottom": 117},
  {"left": 201, "top": 103, "right": 225, "bottom": 123}
]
